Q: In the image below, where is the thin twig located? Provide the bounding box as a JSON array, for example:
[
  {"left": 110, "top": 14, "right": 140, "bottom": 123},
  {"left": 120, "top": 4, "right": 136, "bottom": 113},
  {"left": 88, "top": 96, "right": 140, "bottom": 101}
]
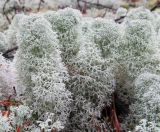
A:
[
  {"left": 5, "top": 15, "right": 11, "bottom": 24},
  {"left": 150, "top": 1, "right": 160, "bottom": 11},
  {"left": 101, "top": 8, "right": 108, "bottom": 18},
  {"left": 13, "top": 86, "right": 17, "bottom": 96},
  {"left": 77, "top": 0, "right": 81, "bottom": 9},
  {"left": 37, "top": 0, "right": 44, "bottom": 12},
  {"left": 3, "top": 0, "right": 9, "bottom": 14},
  {"left": 78, "top": 0, "right": 116, "bottom": 11},
  {"left": 115, "top": 16, "right": 125, "bottom": 23},
  {"left": 2, "top": 46, "right": 18, "bottom": 59},
  {"left": 3, "top": 0, "right": 11, "bottom": 24}
]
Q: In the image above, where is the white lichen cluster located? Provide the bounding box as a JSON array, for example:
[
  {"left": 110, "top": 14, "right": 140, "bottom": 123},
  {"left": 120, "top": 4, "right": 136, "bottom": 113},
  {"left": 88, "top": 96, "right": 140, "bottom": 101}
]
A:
[
  {"left": 44, "top": 8, "right": 82, "bottom": 64},
  {"left": 1, "top": 5, "right": 160, "bottom": 132},
  {"left": 135, "top": 119, "right": 160, "bottom": 132},
  {"left": 125, "top": 6, "right": 154, "bottom": 22},
  {"left": 5, "top": 14, "right": 25, "bottom": 49},
  {"left": 63, "top": 17, "right": 115, "bottom": 131},
  {"left": 119, "top": 7, "right": 160, "bottom": 131},
  {"left": 15, "top": 14, "right": 72, "bottom": 130},
  {"left": 133, "top": 73, "right": 160, "bottom": 125},
  {"left": 61, "top": 6, "right": 160, "bottom": 131},
  {"left": 15, "top": 7, "right": 160, "bottom": 131}
]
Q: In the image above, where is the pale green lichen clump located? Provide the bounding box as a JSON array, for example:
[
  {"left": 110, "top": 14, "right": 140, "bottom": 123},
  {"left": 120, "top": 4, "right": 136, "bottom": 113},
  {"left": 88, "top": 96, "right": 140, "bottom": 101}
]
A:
[
  {"left": 5, "top": 6, "right": 160, "bottom": 131},
  {"left": 44, "top": 8, "right": 82, "bottom": 64},
  {"left": 15, "top": 15, "right": 72, "bottom": 130},
  {"left": 64, "top": 17, "right": 115, "bottom": 131}
]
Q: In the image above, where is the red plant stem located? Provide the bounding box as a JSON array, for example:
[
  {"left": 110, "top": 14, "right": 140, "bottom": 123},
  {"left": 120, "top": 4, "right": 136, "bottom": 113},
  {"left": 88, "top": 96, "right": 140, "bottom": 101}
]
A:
[
  {"left": 102, "top": 124, "right": 106, "bottom": 132},
  {"left": 16, "top": 125, "right": 21, "bottom": 132},
  {"left": 0, "top": 100, "right": 13, "bottom": 106},
  {"left": 51, "top": 128, "right": 58, "bottom": 132},
  {"left": 0, "top": 100, "right": 22, "bottom": 107},
  {"left": 96, "top": 125, "right": 101, "bottom": 132},
  {"left": 112, "top": 110, "right": 121, "bottom": 132},
  {"left": 111, "top": 94, "right": 121, "bottom": 132}
]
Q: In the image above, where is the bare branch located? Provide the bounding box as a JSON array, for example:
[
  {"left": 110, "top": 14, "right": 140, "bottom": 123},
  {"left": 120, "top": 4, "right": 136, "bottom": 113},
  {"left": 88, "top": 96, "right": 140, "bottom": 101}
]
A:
[
  {"left": 101, "top": 8, "right": 108, "bottom": 18},
  {"left": 151, "top": 1, "right": 160, "bottom": 11},
  {"left": 78, "top": 0, "right": 116, "bottom": 11},
  {"left": 3, "top": 0, "right": 10, "bottom": 14},
  {"left": 2, "top": 46, "right": 18, "bottom": 59},
  {"left": 115, "top": 16, "right": 125, "bottom": 23},
  {"left": 3, "top": 0, "right": 11, "bottom": 24},
  {"left": 37, "top": 0, "right": 45, "bottom": 12}
]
